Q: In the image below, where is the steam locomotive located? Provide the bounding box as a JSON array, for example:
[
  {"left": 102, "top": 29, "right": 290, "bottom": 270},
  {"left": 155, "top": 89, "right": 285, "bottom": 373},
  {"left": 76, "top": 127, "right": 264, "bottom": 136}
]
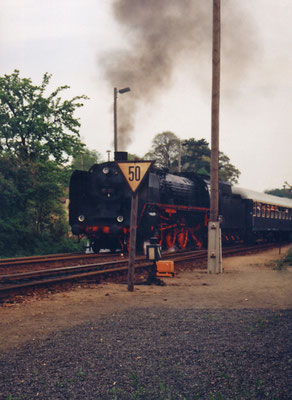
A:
[{"left": 69, "top": 152, "right": 292, "bottom": 253}]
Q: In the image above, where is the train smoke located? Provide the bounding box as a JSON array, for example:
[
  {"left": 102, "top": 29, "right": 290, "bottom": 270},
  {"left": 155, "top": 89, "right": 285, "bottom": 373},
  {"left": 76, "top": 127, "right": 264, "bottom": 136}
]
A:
[{"left": 100, "top": 0, "right": 258, "bottom": 150}]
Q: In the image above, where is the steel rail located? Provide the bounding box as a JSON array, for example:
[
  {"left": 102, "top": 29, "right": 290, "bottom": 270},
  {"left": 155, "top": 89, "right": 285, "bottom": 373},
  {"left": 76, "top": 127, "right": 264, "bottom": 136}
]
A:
[
  {"left": 0, "top": 242, "right": 286, "bottom": 294},
  {"left": 0, "top": 247, "right": 205, "bottom": 272},
  {"left": 0, "top": 259, "right": 152, "bottom": 292},
  {"left": 0, "top": 252, "right": 116, "bottom": 267}
]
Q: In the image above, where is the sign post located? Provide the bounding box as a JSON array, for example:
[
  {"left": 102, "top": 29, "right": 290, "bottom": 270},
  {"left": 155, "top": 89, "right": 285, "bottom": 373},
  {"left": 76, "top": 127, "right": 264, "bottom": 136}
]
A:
[
  {"left": 116, "top": 160, "right": 154, "bottom": 291},
  {"left": 128, "top": 191, "right": 138, "bottom": 291}
]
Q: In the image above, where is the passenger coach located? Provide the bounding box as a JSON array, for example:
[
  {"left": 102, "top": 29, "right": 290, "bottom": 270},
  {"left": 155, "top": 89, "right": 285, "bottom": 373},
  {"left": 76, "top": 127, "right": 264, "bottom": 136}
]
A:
[{"left": 222, "top": 187, "right": 292, "bottom": 243}]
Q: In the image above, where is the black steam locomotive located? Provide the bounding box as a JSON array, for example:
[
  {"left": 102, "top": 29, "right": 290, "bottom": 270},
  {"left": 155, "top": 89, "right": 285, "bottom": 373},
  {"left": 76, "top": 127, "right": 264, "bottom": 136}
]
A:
[{"left": 69, "top": 153, "right": 292, "bottom": 252}]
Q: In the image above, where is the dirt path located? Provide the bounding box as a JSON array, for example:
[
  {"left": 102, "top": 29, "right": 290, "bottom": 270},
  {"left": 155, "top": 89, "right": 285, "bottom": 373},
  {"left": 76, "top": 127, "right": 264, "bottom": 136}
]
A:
[{"left": 0, "top": 246, "right": 291, "bottom": 352}]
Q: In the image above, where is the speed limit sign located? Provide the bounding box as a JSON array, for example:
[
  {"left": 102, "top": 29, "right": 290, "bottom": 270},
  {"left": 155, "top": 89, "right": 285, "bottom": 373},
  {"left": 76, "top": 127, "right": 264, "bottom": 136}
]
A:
[{"left": 116, "top": 160, "right": 154, "bottom": 193}]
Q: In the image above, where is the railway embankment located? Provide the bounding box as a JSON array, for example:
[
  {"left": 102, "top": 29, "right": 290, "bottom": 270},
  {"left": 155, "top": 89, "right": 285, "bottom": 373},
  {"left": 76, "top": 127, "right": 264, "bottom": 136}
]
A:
[{"left": 0, "top": 246, "right": 291, "bottom": 399}]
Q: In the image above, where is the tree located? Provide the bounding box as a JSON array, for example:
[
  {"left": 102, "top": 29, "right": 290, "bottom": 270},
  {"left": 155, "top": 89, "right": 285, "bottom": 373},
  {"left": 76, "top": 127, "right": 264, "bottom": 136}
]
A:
[
  {"left": 218, "top": 152, "right": 240, "bottom": 185},
  {"left": 144, "top": 134, "right": 240, "bottom": 184},
  {"left": 181, "top": 138, "right": 211, "bottom": 175},
  {"left": 0, "top": 71, "right": 88, "bottom": 256},
  {"left": 128, "top": 153, "right": 141, "bottom": 161},
  {"left": 0, "top": 70, "right": 87, "bottom": 163},
  {"left": 180, "top": 138, "right": 240, "bottom": 184},
  {"left": 71, "top": 147, "right": 103, "bottom": 171},
  {"left": 144, "top": 131, "right": 179, "bottom": 170},
  {"left": 265, "top": 188, "right": 291, "bottom": 198}
]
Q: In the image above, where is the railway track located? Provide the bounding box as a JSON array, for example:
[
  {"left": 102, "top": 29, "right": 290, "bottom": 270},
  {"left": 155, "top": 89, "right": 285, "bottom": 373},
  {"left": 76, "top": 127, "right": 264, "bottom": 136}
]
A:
[
  {"left": 0, "top": 248, "right": 196, "bottom": 293},
  {"left": 0, "top": 242, "right": 285, "bottom": 297},
  {"left": 0, "top": 251, "right": 121, "bottom": 273}
]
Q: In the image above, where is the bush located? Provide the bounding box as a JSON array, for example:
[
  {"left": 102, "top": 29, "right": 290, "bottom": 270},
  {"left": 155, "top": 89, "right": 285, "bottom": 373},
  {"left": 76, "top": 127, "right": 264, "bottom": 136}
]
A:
[
  {"left": 0, "top": 232, "right": 86, "bottom": 258},
  {"left": 275, "top": 246, "right": 292, "bottom": 270}
]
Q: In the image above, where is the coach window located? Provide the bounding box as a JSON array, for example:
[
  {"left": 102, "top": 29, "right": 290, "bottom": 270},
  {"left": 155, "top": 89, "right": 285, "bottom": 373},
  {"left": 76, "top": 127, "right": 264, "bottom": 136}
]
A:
[
  {"left": 271, "top": 206, "right": 274, "bottom": 219},
  {"left": 266, "top": 205, "right": 270, "bottom": 218},
  {"left": 275, "top": 207, "right": 279, "bottom": 219},
  {"left": 256, "top": 203, "right": 261, "bottom": 217},
  {"left": 286, "top": 209, "right": 290, "bottom": 220},
  {"left": 253, "top": 202, "right": 257, "bottom": 217},
  {"left": 281, "top": 208, "right": 285, "bottom": 219}
]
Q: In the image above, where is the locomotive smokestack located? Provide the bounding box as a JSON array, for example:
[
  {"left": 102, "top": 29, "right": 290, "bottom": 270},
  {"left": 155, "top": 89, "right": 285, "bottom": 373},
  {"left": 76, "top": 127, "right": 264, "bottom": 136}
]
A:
[{"left": 114, "top": 151, "right": 128, "bottom": 161}]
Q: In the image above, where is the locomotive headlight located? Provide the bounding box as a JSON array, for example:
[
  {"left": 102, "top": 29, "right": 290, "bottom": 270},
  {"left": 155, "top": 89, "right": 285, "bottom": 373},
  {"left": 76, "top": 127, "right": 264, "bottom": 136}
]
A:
[
  {"left": 117, "top": 215, "right": 124, "bottom": 223},
  {"left": 102, "top": 167, "right": 109, "bottom": 174},
  {"left": 78, "top": 215, "right": 85, "bottom": 222},
  {"left": 149, "top": 211, "right": 157, "bottom": 217}
]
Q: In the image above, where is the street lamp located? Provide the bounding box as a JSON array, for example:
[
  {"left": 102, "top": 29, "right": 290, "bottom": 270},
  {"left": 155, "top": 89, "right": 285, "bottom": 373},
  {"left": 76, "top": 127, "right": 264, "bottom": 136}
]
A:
[{"left": 113, "top": 87, "right": 131, "bottom": 153}]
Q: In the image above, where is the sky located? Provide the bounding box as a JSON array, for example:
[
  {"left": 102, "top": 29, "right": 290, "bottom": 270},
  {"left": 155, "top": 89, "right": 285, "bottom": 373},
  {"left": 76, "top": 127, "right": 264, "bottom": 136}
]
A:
[{"left": 0, "top": 0, "right": 291, "bottom": 192}]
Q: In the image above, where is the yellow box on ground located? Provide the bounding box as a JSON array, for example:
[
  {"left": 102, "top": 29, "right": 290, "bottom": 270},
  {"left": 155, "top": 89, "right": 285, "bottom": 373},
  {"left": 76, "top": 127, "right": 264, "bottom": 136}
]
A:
[{"left": 156, "top": 260, "right": 175, "bottom": 277}]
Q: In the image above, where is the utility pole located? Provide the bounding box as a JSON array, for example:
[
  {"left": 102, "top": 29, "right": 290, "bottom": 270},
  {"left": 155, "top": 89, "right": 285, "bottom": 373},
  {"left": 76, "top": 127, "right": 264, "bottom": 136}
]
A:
[
  {"left": 208, "top": 0, "right": 222, "bottom": 273},
  {"left": 114, "top": 88, "right": 118, "bottom": 153}
]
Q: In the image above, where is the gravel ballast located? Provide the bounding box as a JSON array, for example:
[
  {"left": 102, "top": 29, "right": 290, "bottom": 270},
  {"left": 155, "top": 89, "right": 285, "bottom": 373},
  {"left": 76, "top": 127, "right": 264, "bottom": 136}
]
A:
[{"left": 0, "top": 307, "right": 291, "bottom": 400}]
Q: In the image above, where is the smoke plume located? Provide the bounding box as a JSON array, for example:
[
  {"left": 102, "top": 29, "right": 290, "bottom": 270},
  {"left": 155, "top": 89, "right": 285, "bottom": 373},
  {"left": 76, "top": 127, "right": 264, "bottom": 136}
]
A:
[{"left": 100, "top": 0, "right": 258, "bottom": 150}]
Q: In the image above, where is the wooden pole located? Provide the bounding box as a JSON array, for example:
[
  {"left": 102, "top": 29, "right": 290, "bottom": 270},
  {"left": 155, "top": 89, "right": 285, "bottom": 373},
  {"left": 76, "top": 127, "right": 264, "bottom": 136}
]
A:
[
  {"left": 114, "top": 87, "right": 118, "bottom": 153},
  {"left": 128, "top": 191, "right": 138, "bottom": 291},
  {"left": 210, "top": 0, "right": 220, "bottom": 222},
  {"left": 208, "top": 0, "right": 222, "bottom": 274}
]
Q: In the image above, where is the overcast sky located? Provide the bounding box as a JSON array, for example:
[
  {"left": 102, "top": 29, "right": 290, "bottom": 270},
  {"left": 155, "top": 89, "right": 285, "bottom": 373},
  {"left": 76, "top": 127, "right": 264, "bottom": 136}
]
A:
[{"left": 0, "top": 0, "right": 291, "bottom": 192}]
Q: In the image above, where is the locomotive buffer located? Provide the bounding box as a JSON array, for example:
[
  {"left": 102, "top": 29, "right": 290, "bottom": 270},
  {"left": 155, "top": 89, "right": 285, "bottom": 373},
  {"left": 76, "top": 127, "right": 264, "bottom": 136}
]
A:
[{"left": 117, "top": 160, "right": 154, "bottom": 291}]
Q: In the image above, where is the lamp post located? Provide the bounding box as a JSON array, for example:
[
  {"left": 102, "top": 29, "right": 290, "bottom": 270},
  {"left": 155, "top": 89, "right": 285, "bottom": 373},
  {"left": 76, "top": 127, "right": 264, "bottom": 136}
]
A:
[{"left": 114, "top": 87, "right": 131, "bottom": 153}]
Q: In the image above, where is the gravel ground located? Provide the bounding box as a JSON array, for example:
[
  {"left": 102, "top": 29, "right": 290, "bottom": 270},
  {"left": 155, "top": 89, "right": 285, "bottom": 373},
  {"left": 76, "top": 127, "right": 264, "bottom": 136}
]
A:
[{"left": 0, "top": 307, "right": 291, "bottom": 400}]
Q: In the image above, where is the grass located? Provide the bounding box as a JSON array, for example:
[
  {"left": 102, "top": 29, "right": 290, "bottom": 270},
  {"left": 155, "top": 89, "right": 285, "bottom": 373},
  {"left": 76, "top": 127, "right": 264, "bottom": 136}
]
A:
[{"left": 274, "top": 245, "right": 292, "bottom": 270}]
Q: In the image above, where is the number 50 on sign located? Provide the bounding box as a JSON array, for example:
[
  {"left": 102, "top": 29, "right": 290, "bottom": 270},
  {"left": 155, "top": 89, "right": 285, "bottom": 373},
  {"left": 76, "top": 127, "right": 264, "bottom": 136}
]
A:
[{"left": 117, "top": 161, "right": 154, "bottom": 193}]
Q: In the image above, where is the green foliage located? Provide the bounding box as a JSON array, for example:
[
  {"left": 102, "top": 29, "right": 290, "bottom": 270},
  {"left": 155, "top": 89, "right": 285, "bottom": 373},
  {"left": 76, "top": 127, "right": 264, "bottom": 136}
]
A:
[
  {"left": 128, "top": 153, "right": 141, "bottom": 161},
  {"left": 145, "top": 133, "right": 241, "bottom": 184},
  {"left": 274, "top": 246, "right": 292, "bottom": 270},
  {"left": 144, "top": 131, "right": 180, "bottom": 170},
  {"left": 0, "top": 70, "right": 88, "bottom": 257},
  {"left": 265, "top": 188, "right": 291, "bottom": 198},
  {"left": 0, "top": 70, "right": 87, "bottom": 163},
  {"left": 218, "top": 152, "right": 241, "bottom": 185},
  {"left": 181, "top": 138, "right": 211, "bottom": 175},
  {"left": 71, "top": 147, "right": 103, "bottom": 171},
  {"left": 0, "top": 155, "right": 80, "bottom": 256}
]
